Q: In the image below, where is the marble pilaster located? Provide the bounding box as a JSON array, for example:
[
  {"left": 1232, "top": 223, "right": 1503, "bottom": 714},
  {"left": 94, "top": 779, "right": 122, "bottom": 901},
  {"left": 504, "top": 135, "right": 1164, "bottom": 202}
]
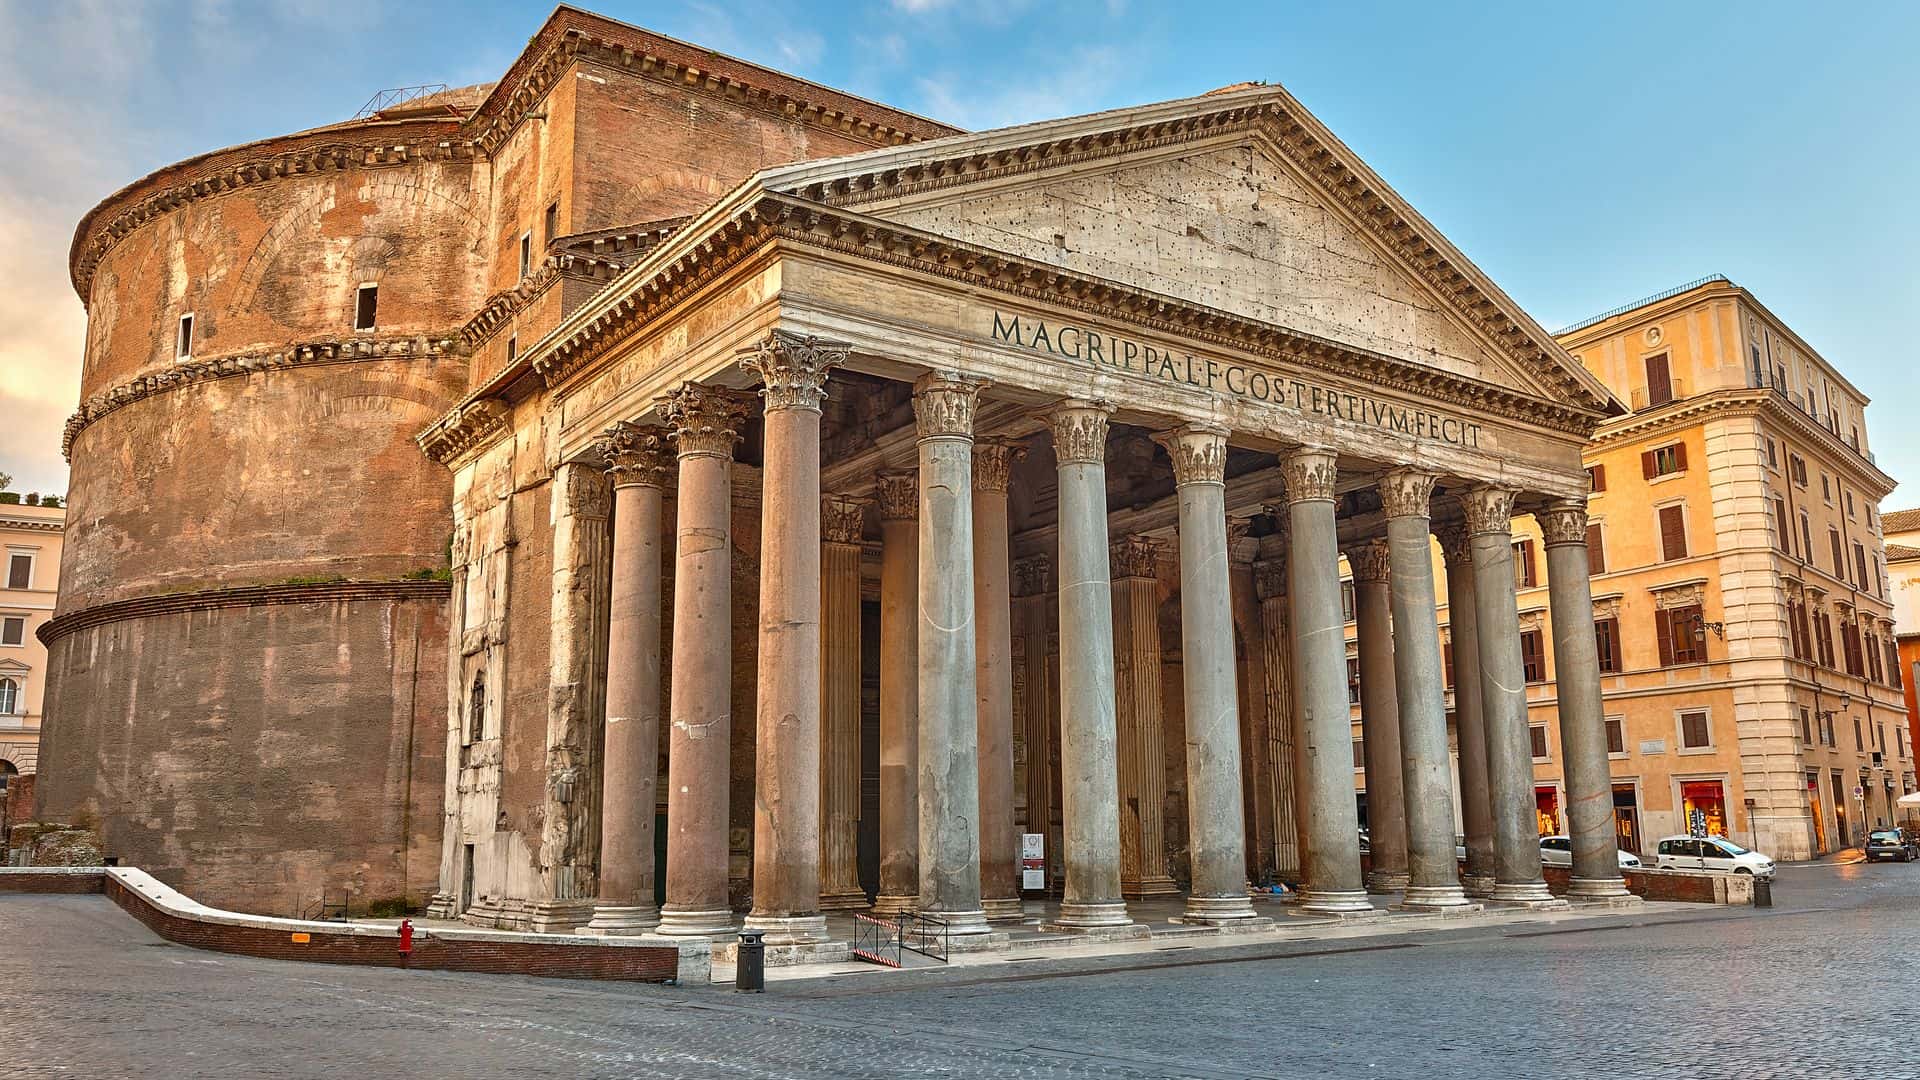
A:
[{"left": 1111, "top": 533, "right": 1178, "bottom": 898}]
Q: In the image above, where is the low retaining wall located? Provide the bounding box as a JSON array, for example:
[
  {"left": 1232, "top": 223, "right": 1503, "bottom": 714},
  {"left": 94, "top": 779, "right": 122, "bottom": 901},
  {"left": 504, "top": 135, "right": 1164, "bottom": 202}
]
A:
[
  {"left": 1542, "top": 864, "right": 1754, "bottom": 904},
  {"left": 2, "top": 867, "right": 695, "bottom": 983}
]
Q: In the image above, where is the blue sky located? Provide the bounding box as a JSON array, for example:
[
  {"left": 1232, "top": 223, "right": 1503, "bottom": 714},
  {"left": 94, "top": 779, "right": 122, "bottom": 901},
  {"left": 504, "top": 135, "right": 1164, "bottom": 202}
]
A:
[{"left": 2, "top": 1, "right": 1915, "bottom": 499}]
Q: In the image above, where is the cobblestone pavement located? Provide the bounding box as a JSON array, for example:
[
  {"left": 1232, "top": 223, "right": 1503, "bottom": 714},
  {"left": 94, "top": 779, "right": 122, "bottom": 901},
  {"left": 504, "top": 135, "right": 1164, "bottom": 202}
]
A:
[{"left": 3, "top": 859, "right": 1915, "bottom": 1079}]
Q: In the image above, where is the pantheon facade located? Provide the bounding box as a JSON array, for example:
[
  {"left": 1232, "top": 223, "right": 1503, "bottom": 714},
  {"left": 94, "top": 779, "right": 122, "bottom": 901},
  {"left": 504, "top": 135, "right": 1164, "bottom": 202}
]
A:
[{"left": 41, "top": 8, "right": 1631, "bottom": 928}]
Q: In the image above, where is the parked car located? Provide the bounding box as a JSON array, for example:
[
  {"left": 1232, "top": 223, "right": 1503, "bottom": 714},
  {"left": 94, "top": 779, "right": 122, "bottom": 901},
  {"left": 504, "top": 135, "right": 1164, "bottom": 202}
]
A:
[
  {"left": 1538, "top": 835, "right": 1641, "bottom": 869},
  {"left": 1653, "top": 835, "right": 1776, "bottom": 878},
  {"left": 1864, "top": 829, "right": 1916, "bottom": 863}
]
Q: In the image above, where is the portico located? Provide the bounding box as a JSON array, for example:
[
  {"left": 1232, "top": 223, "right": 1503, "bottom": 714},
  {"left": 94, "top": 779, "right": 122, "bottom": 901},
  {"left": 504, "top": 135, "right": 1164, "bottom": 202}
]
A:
[{"left": 420, "top": 84, "right": 1633, "bottom": 940}]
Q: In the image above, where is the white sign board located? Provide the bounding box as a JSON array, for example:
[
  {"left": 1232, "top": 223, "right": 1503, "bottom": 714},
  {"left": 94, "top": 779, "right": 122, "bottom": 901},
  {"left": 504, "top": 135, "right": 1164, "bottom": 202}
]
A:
[{"left": 1021, "top": 832, "right": 1045, "bottom": 890}]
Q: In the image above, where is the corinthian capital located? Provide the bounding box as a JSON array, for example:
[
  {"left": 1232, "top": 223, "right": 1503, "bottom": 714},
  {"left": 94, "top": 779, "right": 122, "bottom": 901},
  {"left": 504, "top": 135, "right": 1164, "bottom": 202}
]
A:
[
  {"left": 738, "top": 330, "right": 850, "bottom": 412},
  {"left": 1461, "top": 485, "right": 1519, "bottom": 538},
  {"left": 1433, "top": 521, "right": 1473, "bottom": 566},
  {"left": 1111, "top": 534, "right": 1165, "bottom": 579},
  {"left": 1047, "top": 400, "right": 1113, "bottom": 465},
  {"left": 875, "top": 471, "right": 917, "bottom": 520},
  {"left": 1153, "top": 424, "right": 1230, "bottom": 486},
  {"left": 973, "top": 437, "right": 1026, "bottom": 493},
  {"left": 1013, "top": 554, "right": 1053, "bottom": 597},
  {"left": 596, "top": 420, "right": 672, "bottom": 489},
  {"left": 660, "top": 383, "right": 749, "bottom": 459},
  {"left": 1377, "top": 468, "right": 1436, "bottom": 521},
  {"left": 1347, "top": 539, "right": 1391, "bottom": 585},
  {"left": 1278, "top": 447, "right": 1338, "bottom": 504},
  {"left": 912, "top": 371, "right": 989, "bottom": 439},
  {"left": 822, "top": 494, "right": 868, "bottom": 546},
  {"left": 1534, "top": 498, "right": 1590, "bottom": 547}
]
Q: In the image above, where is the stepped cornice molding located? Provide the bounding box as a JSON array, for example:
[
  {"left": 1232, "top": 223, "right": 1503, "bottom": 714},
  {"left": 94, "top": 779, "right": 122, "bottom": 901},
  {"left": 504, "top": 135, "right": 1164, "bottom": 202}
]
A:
[
  {"left": 472, "top": 192, "right": 1606, "bottom": 448},
  {"left": 38, "top": 579, "right": 452, "bottom": 647},
  {"left": 763, "top": 89, "right": 1615, "bottom": 420},
  {"left": 65, "top": 333, "right": 465, "bottom": 460},
  {"left": 1589, "top": 388, "right": 1895, "bottom": 497},
  {"left": 467, "top": 21, "right": 953, "bottom": 160},
  {"left": 0, "top": 517, "right": 63, "bottom": 533},
  {"left": 70, "top": 125, "right": 478, "bottom": 302},
  {"left": 418, "top": 397, "right": 512, "bottom": 467}
]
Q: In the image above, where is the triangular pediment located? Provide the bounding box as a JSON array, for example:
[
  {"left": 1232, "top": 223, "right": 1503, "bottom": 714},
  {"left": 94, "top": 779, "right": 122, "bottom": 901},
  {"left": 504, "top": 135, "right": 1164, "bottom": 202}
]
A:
[{"left": 759, "top": 87, "right": 1617, "bottom": 416}]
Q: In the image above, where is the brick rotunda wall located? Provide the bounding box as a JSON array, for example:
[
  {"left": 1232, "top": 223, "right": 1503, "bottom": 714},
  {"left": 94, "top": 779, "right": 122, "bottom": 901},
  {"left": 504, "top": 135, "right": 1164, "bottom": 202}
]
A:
[{"left": 38, "top": 116, "right": 482, "bottom": 917}]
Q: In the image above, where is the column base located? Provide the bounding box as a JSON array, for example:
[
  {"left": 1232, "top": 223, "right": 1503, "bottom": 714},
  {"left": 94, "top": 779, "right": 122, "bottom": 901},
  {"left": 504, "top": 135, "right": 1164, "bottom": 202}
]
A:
[
  {"left": 1177, "top": 893, "right": 1260, "bottom": 924},
  {"left": 1049, "top": 899, "right": 1134, "bottom": 928},
  {"left": 1122, "top": 875, "right": 1182, "bottom": 899},
  {"left": 742, "top": 913, "right": 831, "bottom": 945},
  {"left": 1567, "top": 877, "right": 1639, "bottom": 905},
  {"left": 870, "top": 893, "right": 917, "bottom": 917},
  {"left": 982, "top": 897, "right": 1027, "bottom": 923},
  {"left": 1461, "top": 873, "right": 1497, "bottom": 898},
  {"left": 919, "top": 907, "right": 992, "bottom": 936},
  {"left": 819, "top": 890, "right": 870, "bottom": 912},
  {"left": 1365, "top": 869, "right": 1411, "bottom": 894},
  {"left": 526, "top": 898, "right": 596, "bottom": 934},
  {"left": 424, "top": 891, "right": 460, "bottom": 920},
  {"left": 1394, "top": 885, "right": 1477, "bottom": 911},
  {"left": 1489, "top": 880, "right": 1556, "bottom": 903},
  {"left": 580, "top": 903, "right": 661, "bottom": 935},
  {"left": 655, "top": 907, "right": 738, "bottom": 938},
  {"left": 1295, "top": 888, "right": 1379, "bottom": 916}
]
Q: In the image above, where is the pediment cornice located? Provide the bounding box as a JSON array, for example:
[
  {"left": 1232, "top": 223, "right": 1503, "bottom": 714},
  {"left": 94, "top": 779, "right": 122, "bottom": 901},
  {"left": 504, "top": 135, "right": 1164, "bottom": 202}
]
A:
[
  {"left": 422, "top": 187, "right": 1609, "bottom": 467},
  {"left": 759, "top": 87, "right": 1618, "bottom": 419}
]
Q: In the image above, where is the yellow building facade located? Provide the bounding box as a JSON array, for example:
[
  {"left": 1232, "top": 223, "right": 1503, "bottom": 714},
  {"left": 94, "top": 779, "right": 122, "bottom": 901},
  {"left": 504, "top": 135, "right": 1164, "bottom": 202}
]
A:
[{"left": 1346, "top": 277, "right": 1907, "bottom": 863}]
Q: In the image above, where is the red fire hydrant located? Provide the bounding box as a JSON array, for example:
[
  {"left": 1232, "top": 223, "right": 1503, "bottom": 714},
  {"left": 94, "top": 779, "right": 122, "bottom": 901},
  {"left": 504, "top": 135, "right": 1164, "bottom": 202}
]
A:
[{"left": 398, "top": 918, "right": 415, "bottom": 964}]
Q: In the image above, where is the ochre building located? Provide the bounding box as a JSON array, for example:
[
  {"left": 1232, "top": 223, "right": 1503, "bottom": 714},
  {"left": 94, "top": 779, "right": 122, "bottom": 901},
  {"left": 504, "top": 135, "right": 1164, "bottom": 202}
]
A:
[{"left": 44, "top": 6, "right": 1644, "bottom": 930}]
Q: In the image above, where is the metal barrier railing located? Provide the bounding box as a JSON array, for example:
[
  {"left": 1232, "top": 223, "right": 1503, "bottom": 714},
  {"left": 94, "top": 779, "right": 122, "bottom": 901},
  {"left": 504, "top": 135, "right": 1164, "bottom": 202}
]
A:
[
  {"left": 851, "top": 914, "right": 902, "bottom": 967},
  {"left": 901, "top": 912, "right": 950, "bottom": 963},
  {"left": 851, "top": 911, "right": 952, "bottom": 965}
]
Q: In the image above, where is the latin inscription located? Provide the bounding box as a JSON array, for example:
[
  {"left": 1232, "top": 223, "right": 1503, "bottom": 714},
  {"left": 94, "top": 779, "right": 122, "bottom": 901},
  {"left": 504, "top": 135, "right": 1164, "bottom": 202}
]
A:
[{"left": 990, "top": 312, "right": 1483, "bottom": 448}]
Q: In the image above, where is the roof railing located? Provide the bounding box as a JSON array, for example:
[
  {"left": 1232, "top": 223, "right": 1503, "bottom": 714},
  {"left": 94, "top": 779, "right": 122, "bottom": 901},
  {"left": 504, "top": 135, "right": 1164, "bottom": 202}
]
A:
[
  {"left": 354, "top": 84, "right": 452, "bottom": 120},
  {"left": 1555, "top": 274, "right": 1732, "bottom": 337}
]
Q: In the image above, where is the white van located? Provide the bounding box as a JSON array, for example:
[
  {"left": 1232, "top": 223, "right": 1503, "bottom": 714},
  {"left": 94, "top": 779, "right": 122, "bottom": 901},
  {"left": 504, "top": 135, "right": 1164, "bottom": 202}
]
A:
[{"left": 1653, "top": 835, "right": 1775, "bottom": 879}]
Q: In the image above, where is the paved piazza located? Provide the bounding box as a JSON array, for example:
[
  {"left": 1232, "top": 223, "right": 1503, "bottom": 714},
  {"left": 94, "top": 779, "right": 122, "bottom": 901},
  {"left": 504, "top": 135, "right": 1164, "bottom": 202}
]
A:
[{"left": 2, "top": 860, "right": 1911, "bottom": 1079}]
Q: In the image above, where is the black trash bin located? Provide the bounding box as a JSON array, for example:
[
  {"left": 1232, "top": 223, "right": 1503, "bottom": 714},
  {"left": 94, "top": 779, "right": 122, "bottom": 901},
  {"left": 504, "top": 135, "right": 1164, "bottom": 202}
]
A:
[
  {"left": 736, "top": 930, "right": 766, "bottom": 993},
  {"left": 1752, "top": 875, "right": 1772, "bottom": 908}
]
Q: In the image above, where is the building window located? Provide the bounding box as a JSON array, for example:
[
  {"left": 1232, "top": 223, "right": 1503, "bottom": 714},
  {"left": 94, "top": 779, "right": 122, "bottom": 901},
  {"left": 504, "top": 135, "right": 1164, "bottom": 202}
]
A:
[
  {"left": 1530, "top": 725, "right": 1551, "bottom": 761},
  {"left": 1889, "top": 641, "right": 1903, "bottom": 690},
  {"left": 1587, "top": 465, "right": 1606, "bottom": 493},
  {"left": 1655, "top": 604, "right": 1705, "bottom": 666},
  {"left": 1594, "top": 617, "right": 1622, "bottom": 674},
  {"left": 467, "top": 671, "right": 486, "bottom": 745},
  {"left": 1815, "top": 610, "right": 1835, "bottom": 668},
  {"left": 519, "top": 231, "right": 532, "bottom": 280},
  {"left": 1644, "top": 352, "right": 1673, "bottom": 407},
  {"left": 1789, "top": 454, "right": 1808, "bottom": 487},
  {"left": 1513, "top": 539, "right": 1538, "bottom": 589},
  {"left": 1586, "top": 524, "right": 1606, "bottom": 575},
  {"left": 1765, "top": 438, "right": 1778, "bottom": 469},
  {"left": 0, "top": 616, "right": 22, "bottom": 647},
  {"left": 1605, "top": 716, "right": 1626, "bottom": 757},
  {"left": 1346, "top": 657, "right": 1361, "bottom": 704},
  {"left": 544, "top": 201, "right": 560, "bottom": 245},
  {"left": 1442, "top": 640, "right": 1455, "bottom": 688},
  {"left": 1821, "top": 473, "right": 1832, "bottom": 502},
  {"left": 1853, "top": 714, "right": 1864, "bottom": 750},
  {"left": 353, "top": 283, "right": 378, "bottom": 331},
  {"left": 1520, "top": 628, "right": 1546, "bottom": 683},
  {"left": 1799, "top": 514, "right": 1813, "bottom": 563},
  {"left": 1340, "top": 580, "right": 1355, "bottom": 623},
  {"left": 506, "top": 335, "right": 517, "bottom": 362},
  {"left": 1771, "top": 497, "right": 1790, "bottom": 553},
  {"left": 1829, "top": 527, "right": 1845, "bottom": 578},
  {"left": 0, "top": 677, "right": 15, "bottom": 715},
  {"left": 6, "top": 553, "right": 30, "bottom": 590},
  {"left": 1846, "top": 491, "right": 1856, "bottom": 518},
  {"left": 176, "top": 313, "right": 194, "bottom": 358},
  {"left": 1853, "top": 542, "right": 1872, "bottom": 594},
  {"left": 1678, "top": 710, "right": 1712, "bottom": 751},
  {"left": 1658, "top": 504, "right": 1688, "bottom": 561},
  {"left": 1352, "top": 738, "right": 1365, "bottom": 770},
  {"left": 1642, "top": 442, "right": 1687, "bottom": 479},
  {"left": 1799, "top": 707, "right": 1813, "bottom": 746}
]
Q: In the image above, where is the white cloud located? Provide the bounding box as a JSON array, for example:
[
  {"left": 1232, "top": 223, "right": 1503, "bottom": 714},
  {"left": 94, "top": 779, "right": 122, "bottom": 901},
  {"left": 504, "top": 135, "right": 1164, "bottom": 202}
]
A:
[
  {"left": 914, "top": 45, "right": 1127, "bottom": 130},
  {"left": 891, "top": 0, "right": 953, "bottom": 12}
]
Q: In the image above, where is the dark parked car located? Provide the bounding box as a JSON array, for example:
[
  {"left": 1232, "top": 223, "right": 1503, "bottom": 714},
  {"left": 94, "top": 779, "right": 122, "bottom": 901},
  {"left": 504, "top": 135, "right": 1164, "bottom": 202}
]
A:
[{"left": 1864, "top": 829, "right": 1916, "bottom": 862}]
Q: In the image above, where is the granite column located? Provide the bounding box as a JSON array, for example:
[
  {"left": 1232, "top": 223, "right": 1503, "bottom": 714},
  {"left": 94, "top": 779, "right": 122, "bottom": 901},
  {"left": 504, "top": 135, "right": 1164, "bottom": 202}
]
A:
[
  {"left": 1439, "top": 523, "right": 1496, "bottom": 896},
  {"left": 974, "top": 438, "right": 1025, "bottom": 923},
  {"left": 1349, "top": 540, "right": 1409, "bottom": 893},
  {"left": 873, "top": 472, "right": 920, "bottom": 915},
  {"left": 819, "top": 493, "right": 869, "bottom": 911}
]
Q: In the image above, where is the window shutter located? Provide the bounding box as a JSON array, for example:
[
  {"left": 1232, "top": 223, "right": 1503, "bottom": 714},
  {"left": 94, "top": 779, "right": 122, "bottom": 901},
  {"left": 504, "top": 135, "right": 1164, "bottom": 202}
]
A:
[
  {"left": 1655, "top": 608, "right": 1675, "bottom": 667},
  {"left": 1586, "top": 524, "right": 1605, "bottom": 575},
  {"left": 1672, "top": 441, "right": 1688, "bottom": 471},
  {"left": 1646, "top": 354, "right": 1673, "bottom": 405},
  {"left": 1642, "top": 450, "right": 1658, "bottom": 479},
  {"left": 1659, "top": 505, "right": 1687, "bottom": 560},
  {"left": 1442, "top": 642, "right": 1454, "bottom": 688}
]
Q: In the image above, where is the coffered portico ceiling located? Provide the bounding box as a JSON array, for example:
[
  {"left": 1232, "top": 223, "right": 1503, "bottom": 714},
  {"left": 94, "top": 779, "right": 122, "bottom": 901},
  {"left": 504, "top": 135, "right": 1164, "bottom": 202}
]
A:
[{"left": 421, "top": 82, "right": 1621, "bottom": 465}]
